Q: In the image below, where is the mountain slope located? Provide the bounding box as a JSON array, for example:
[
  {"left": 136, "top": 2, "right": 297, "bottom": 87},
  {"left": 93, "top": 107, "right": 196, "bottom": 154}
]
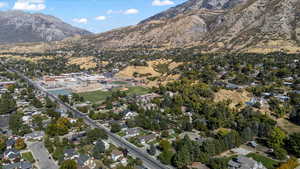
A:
[
  {"left": 1, "top": 0, "right": 300, "bottom": 54},
  {"left": 73, "top": 0, "right": 300, "bottom": 53},
  {"left": 0, "top": 11, "right": 91, "bottom": 44}
]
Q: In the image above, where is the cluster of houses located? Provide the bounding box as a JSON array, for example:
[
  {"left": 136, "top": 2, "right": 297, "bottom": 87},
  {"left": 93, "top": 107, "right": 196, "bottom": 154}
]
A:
[
  {"left": 64, "top": 130, "right": 134, "bottom": 169},
  {"left": 1, "top": 136, "right": 33, "bottom": 169}
]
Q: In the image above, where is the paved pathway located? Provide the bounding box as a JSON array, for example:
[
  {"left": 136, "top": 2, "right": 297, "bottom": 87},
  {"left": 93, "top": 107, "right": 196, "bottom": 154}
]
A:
[{"left": 27, "top": 141, "right": 58, "bottom": 169}]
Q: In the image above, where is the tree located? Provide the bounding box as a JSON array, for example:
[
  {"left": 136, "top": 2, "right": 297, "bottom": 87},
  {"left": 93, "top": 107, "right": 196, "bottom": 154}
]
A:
[
  {"left": 15, "top": 138, "right": 26, "bottom": 150},
  {"left": 0, "top": 137, "right": 6, "bottom": 153},
  {"left": 159, "top": 139, "right": 172, "bottom": 152},
  {"left": 173, "top": 145, "right": 191, "bottom": 168},
  {"left": 268, "top": 127, "right": 286, "bottom": 148},
  {"left": 46, "top": 108, "right": 60, "bottom": 119},
  {"left": 32, "top": 115, "right": 43, "bottom": 130},
  {"left": 0, "top": 93, "right": 16, "bottom": 114},
  {"left": 158, "top": 150, "right": 174, "bottom": 165},
  {"left": 59, "top": 95, "right": 69, "bottom": 104},
  {"left": 277, "top": 157, "right": 299, "bottom": 169},
  {"left": 8, "top": 84, "right": 16, "bottom": 93},
  {"left": 286, "top": 133, "right": 300, "bottom": 157},
  {"left": 31, "top": 97, "right": 43, "bottom": 108},
  {"left": 45, "top": 97, "right": 56, "bottom": 108},
  {"left": 93, "top": 140, "right": 105, "bottom": 159},
  {"left": 148, "top": 144, "right": 156, "bottom": 156},
  {"left": 87, "top": 128, "right": 108, "bottom": 143},
  {"left": 60, "top": 160, "right": 77, "bottom": 169},
  {"left": 44, "top": 136, "right": 54, "bottom": 153},
  {"left": 9, "top": 112, "right": 31, "bottom": 136},
  {"left": 273, "top": 145, "right": 287, "bottom": 160},
  {"left": 111, "top": 123, "right": 121, "bottom": 133},
  {"left": 208, "top": 158, "right": 229, "bottom": 169}
]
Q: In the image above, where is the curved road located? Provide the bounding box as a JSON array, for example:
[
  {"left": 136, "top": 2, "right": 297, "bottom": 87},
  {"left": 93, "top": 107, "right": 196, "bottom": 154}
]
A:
[{"left": 8, "top": 67, "right": 172, "bottom": 169}]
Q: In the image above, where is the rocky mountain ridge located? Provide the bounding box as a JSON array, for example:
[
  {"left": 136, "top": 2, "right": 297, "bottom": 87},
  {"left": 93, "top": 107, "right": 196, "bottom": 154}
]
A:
[{"left": 0, "top": 10, "right": 91, "bottom": 44}]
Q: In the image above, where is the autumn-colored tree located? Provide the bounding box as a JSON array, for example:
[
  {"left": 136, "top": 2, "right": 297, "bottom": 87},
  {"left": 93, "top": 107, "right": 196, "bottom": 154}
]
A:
[
  {"left": 277, "top": 157, "right": 299, "bottom": 169},
  {"left": 15, "top": 138, "right": 26, "bottom": 150}
]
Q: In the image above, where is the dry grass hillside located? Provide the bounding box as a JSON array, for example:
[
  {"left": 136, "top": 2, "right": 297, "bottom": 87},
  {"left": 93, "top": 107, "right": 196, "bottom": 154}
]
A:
[
  {"left": 116, "top": 59, "right": 182, "bottom": 87},
  {"left": 214, "top": 89, "right": 251, "bottom": 108}
]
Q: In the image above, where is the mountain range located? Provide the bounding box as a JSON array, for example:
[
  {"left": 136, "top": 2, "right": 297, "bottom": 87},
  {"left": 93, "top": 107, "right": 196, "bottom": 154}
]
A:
[
  {"left": 0, "top": 10, "right": 91, "bottom": 44},
  {"left": 1, "top": 0, "right": 300, "bottom": 53}
]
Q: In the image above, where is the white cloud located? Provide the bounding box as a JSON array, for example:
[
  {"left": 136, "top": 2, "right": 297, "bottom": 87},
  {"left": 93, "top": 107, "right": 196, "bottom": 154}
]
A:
[
  {"left": 13, "top": 0, "right": 46, "bottom": 11},
  {"left": 106, "top": 9, "right": 120, "bottom": 15},
  {"left": 123, "top": 8, "right": 139, "bottom": 15},
  {"left": 95, "top": 16, "right": 107, "bottom": 21},
  {"left": 0, "top": 2, "right": 8, "bottom": 8},
  {"left": 107, "top": 8, "right": 139, "bottom": 15},
  {"left": 152, "top": 0, "right": 174, "bottom": 6},
  {"left": 72, "top": 18, "right": 88, "bottom": 24}
]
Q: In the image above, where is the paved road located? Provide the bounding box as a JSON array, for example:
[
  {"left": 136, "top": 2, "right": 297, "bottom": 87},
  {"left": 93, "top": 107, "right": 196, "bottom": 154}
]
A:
[
  {"left": 27, "top": 142, "right": 58, "bottom": 169},
  {"left": 8, "top": 67, "right": 172, "bottom": 169}
]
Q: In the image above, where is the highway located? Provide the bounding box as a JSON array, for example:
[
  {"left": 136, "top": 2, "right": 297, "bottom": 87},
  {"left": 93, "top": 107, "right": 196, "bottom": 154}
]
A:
[{"left": 7, "top": 67, "right": 171, "bottom": 169}]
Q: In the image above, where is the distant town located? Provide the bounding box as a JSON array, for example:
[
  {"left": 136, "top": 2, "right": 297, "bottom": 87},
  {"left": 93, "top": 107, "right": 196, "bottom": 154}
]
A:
[{"left": 0, "top": 52, "right": 300, "bottom": 169}]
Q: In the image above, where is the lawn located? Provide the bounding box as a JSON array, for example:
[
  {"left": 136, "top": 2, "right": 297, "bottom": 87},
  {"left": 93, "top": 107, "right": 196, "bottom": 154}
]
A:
[
  {"left": 247, "top": 153, "right": 279, "bottom": 169},
  {"left": 112, "top": 81, "right": 129, "bottom": 85},
  {"left": 79, "top": 86, "right": 150, "bottom": 103},
  {"left": 21, "top": 152, "right": 35, "bottom": 163},
  {"left": 79, "top": 90, "right": 112, "bottom": 103}
]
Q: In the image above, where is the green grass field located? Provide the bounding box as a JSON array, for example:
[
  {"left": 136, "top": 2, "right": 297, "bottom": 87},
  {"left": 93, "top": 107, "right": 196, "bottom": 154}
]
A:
[
  {"left": 79, "top": 86, "right": 150, "bottom": 103},
  {"left": 22, "top": 152, "right": 35, "bottom": 163},
  {"left": 247, "top": 153, "right": 279, "bottom": 169}
]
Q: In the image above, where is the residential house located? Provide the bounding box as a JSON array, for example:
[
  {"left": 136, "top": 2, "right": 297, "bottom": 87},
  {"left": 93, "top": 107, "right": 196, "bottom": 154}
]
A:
[
  {"left": 3, "top": 149, "right": 20, "bottom": 162},
  {"left": 245, "top": 98, "right": 263, "bottom": 107},
  {"left": 3, "top": 161, "right": 32, "bottom": 169},
  {"left": 111, "top": 149, "right": 123, "bottom": 161},
  {"left": 126, "top": 128, "right": 141, "bottom": 138},
  {"left": 122, "top": 110, "right": 138, "bottom": 120},
  {"left": 64, "top": 149, "right": 79, "bottom": 160},
  {"left": 226, "top": 83, "right": 243, "bottom": 90},
  {"left": 24, "top": 131, "right": 45, "bottom": 141},
  {"left": 22, "top": 116, "right": 31, "bottom": 124},
  {"left": 137, "top": 93, "right": 160, "bottom": 104},
  {"left": 6, "top": 138, "right": 15, "bottom": 149},
  {"left": 138, "top": 134, "right": 156, "bottom": 144},
  {"left": 275, "top": 95, "right": 290, "bottom": 102},
  {"left": 228, "top": 156, "right": 266, "bottom": 169},
  {"left": 76, "top": 154, "right": 96, "bottom": 169},
  {"left": 103, "top": 140, "right": 110, "bottom": 150}
]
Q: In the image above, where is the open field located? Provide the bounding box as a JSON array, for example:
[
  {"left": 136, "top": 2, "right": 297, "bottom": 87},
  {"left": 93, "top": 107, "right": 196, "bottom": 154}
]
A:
[
  {"left": 22, "top": 152, "right": 35, "bottom": 163},
  {"left": 79, "top": 86, "right": 150, "bottom": 103},
  {"left": 214, "top": 89, "right": 251, "bottom": 108}
]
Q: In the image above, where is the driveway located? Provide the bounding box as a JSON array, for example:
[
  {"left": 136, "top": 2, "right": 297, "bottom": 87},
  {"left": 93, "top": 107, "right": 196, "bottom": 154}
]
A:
[{"left": 27, "top": 141, "right": 58, "bottom": 169}]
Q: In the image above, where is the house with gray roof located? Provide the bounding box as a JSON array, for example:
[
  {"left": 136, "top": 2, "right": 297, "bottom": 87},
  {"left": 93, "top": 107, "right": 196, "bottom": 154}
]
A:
[
  {"left": 24, "top": 131, "right": 45, "bottom": 141},
  {"left": 3, "top": 161, "right": 32, "bottom": 169},
  {"left": 64, "top": 148, "right": 79, "bottom": 160}
]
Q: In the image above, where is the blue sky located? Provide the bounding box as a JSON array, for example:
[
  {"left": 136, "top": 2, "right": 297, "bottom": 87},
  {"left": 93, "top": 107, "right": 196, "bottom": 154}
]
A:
[{"left": 0, "top": 0, "right": 187, "bottom": 33}]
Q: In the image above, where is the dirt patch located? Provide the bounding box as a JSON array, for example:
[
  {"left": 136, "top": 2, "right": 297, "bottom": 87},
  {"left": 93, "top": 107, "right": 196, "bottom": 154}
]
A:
[
  {"left": 214, "top": 89, "right": 251, "bottom": 108},
  {"left": 277, "top": 118, "right": 300, "bottom": 134},
  {"left": 244, "top": 40, "right": 300, "bottom": 54}
]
